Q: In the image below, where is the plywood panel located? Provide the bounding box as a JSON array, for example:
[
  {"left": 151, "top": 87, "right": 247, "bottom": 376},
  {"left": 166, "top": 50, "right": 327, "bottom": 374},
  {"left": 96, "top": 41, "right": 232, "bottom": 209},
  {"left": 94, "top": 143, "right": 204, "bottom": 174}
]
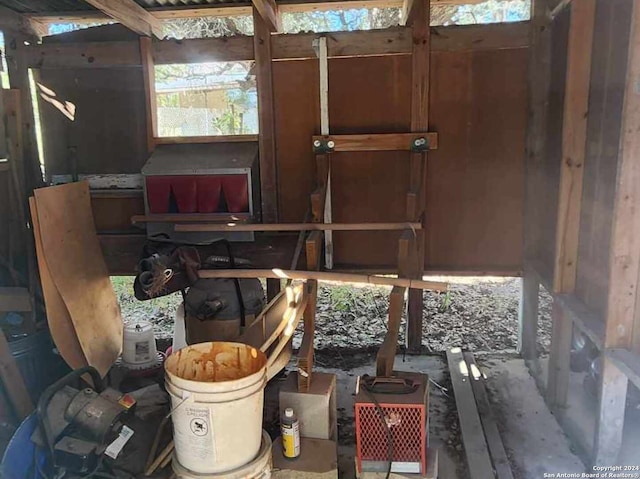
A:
[
  {"left": 427, "top": 48, "right": 527, "bottom": 271},
  {"left": 273, "top": 48, "right": 527, "bottom": 271},
  {"left": 330, "top": 55, "right": 411, "bottom": 267},
  {"left": 34, "top": 183, "right": 122, "bottom": 377},
  {"left": 575, "top": 0, "right": 634, "bottom": 319}
]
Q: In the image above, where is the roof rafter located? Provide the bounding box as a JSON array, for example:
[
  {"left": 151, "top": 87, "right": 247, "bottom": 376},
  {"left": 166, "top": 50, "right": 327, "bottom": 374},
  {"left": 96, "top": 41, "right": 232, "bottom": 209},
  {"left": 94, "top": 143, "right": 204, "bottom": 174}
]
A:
[
  {"left": 83, "top": 0, "right": 164, "bottom": 38},
  {"left": 0, "top": 5, "right": 47, "bottom": 38},
  {"left": 252, "top": 0, "right": 281, "bottom": 32}
]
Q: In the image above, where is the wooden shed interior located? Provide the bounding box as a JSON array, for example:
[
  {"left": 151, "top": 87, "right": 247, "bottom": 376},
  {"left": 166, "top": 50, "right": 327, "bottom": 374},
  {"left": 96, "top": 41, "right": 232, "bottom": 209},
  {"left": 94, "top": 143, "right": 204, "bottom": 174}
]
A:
[{"left": 0, "top": 0, "right": 639, "bottom": 476}]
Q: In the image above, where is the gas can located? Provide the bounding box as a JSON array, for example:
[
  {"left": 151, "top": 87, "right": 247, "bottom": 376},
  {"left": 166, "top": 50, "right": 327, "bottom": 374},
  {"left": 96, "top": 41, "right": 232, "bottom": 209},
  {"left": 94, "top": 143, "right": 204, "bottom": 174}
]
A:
[{"left": 280, "top": 408, "right": 300, "bottom": 459}]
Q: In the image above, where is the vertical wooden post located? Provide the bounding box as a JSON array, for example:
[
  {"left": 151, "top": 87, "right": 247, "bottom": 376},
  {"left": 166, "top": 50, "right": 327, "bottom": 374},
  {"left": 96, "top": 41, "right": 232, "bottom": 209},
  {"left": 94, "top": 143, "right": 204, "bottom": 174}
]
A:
[
  {"left": 546, "top": 300, "right": 572, "bottom": 410},
  {"left": 139, "top": 36, "right": 158, "bottom": 154},
  {"left": 297, "top": 230, "right": 322, "bottom": 391},
  {"left": 522, "top": 0, "right": 551, "bottom": 367},
  {"left": 5, "top": 30, "right": 41, "bottom": 193},
  {"left": 253, "top": 7, "right": 279, "bottom": 223},
  {"left": 593, "top": 0, "right": 640, "bottom": 465},
  {"left": 404, "top": 0, "right": 430, "bottom": 352},
  {"left": 553, "top": 0, "right": 596, "bottom": 294},
  {"left": 545, "top": 0, "right": 595, "bottom": 412},
  {"left": 524, "top": 0, "right": 552, "bottom": 265},
  {"left": 518, "top": 270, "right": 539, "bottom": 361}
]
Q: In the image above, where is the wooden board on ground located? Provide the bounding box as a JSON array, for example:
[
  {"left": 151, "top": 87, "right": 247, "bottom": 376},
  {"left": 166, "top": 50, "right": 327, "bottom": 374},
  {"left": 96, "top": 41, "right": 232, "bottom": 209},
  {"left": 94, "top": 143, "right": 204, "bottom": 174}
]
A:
[
  {"left": 29, "top": 197, "right": 88, "bottom": 372},
  {"left": 33, "top": 182, "right": 122, "bottom": 377},
  {"left": 464, "top": 352, "right": 514, "bottom": 479},
  {"left": 446, "top": 347, "right": 494, "bottom": 479}
]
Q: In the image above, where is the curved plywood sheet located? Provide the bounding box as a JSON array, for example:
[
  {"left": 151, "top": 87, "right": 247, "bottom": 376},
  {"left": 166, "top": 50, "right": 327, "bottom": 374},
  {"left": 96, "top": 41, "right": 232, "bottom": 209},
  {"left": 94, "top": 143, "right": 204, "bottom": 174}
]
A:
[{"left": 33, "top": 182, "right": 122, "bottom": 377}]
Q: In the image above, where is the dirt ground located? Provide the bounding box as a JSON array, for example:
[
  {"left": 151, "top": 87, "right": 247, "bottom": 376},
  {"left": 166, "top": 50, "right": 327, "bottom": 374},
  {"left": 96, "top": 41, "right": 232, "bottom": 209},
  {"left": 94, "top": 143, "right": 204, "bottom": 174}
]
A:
[{"left": 112, "top": 276, "right": 553, "bottom": 355}]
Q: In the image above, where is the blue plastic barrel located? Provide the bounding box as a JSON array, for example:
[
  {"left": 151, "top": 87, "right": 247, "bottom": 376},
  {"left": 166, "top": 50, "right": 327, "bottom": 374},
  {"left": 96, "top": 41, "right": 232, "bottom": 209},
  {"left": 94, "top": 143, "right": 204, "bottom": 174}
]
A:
[{"left": 0, "top": 414, "right": 46, "bottom": 479}]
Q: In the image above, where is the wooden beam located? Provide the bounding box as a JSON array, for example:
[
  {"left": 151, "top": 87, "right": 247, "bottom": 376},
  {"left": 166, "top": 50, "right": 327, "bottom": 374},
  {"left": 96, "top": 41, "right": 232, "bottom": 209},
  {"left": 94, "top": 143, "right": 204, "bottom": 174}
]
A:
[
  {"left": 154, "top": 36, "right": 254, "bottom": 65},
  {"left": 593, "top": 357, "right": 628, "bottom": 467},
  {"left": 0, "top": 6, "right": 46, "bottom": 38},
  {"left": 25, "top": 23, "right": 529, "bottom": 69},
  {"left": 174, "top": 221, "right": 423, "bottom": 232},
  {"left": 464, "top": 353, "right": 515, "bottom": 479},
  {"left": 552, "top": 0, "right": 595, "bottom": 294},
  {"left": 253, "top": 6, "right": 279, "bottom": 223},
  {"left": 154, "top": 134, "right": 258, "bottom": 145},
  {"left": 594, "top": 0, "right": 640, "bottom": 465},
  {"left": 297, "top": 230, "right": 322, "bottom": 391},
  {"left": 607, "top": 348, "right": 640, "bottom": 392},
  {"left": 132, "top": 213, "right": 252, "bottom": 224},
  {"left": 549, "top": 0, "right": 572, "bottom": 21},
  {"left": 253, "top": 0, "right": 281, "bottom": 32},
  {"left": 198, "top": 269, "right": 448, "bottom": 291},
  {"left": 518, "top": 269, "right": 539, "bottom": 361},
  {"left": 139, "top": 37, "right": 157, "bottom": 153},
  {"left": 546, "top": 299, "right": 572, "bottom": 410},
  {"left": 305, "top": 231, "right": 323, "bottom": 271},
  {"left": 83, "top": 0, "right": 164, "bottom": 38},
  {"left": 446, "top": 348, "right": 495, "bottom": 479},
  {"left": 404, "top": 0, "right": 430, "bottom": 352},
  {"left": 312, "top": 133, "right": 438, "bottom": 152},
  {"left": 376, "top": 286, "right": 406, "bottom": 376}
]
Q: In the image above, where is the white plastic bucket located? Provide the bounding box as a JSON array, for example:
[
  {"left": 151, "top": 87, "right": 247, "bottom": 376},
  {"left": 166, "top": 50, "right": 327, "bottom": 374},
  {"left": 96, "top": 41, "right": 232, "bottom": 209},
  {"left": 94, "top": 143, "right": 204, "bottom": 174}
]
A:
[
  {"left": 172, "top": 430, "right": 272, "bottom": 479},
  {"left": 165, "top": 342, "right": 268, "bottom": 474}
]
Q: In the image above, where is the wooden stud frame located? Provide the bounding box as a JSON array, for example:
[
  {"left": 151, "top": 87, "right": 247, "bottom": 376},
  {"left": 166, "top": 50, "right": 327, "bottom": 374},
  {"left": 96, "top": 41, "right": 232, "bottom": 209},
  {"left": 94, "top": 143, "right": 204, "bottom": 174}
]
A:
[
  {"left": 592, "top": 0, "right": 640, "bottom": 465},
  {"left": 544, "top": 0, "right": 596, "bottom": 415}
]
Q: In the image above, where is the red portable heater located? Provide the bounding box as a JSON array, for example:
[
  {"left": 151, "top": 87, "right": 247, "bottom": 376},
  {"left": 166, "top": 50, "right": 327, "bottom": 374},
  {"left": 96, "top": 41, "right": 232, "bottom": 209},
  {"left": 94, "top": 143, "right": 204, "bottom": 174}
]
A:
[{"left": 355, "top": 373, "right": 429, "bottom": 474}]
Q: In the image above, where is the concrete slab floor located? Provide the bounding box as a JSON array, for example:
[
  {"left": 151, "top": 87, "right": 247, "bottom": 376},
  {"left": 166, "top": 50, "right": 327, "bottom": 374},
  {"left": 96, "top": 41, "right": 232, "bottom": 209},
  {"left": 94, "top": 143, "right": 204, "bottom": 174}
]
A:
[
  {"left": 267, "top": 353, "right": 585, "bottom": 479},
  {"left": 531, "top": 357, "right": 640, "bottom": 469}
]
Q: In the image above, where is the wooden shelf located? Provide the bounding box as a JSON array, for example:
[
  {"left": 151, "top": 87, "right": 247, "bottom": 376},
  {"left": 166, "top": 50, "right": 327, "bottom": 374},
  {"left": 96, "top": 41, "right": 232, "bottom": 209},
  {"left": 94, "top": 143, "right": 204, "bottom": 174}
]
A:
[
  {"left": 607, "top": 348, "right": 640, "bottom": 391},
  {"left": 555, "top": 293, "right": 604, "bottom": 351}
]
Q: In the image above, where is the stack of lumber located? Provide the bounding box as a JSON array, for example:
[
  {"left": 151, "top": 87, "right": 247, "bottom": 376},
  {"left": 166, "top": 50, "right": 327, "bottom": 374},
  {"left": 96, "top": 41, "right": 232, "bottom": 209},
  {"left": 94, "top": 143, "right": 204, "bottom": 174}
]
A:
[{"left": 446, "top": 348, "right": 514, "bottom": 479}]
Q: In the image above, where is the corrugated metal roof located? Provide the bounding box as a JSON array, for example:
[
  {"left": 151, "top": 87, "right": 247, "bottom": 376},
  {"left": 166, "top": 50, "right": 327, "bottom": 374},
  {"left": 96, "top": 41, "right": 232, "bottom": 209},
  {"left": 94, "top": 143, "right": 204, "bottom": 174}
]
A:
[{"left": 0, "top": 0, "right": 239, "bottom": 14}]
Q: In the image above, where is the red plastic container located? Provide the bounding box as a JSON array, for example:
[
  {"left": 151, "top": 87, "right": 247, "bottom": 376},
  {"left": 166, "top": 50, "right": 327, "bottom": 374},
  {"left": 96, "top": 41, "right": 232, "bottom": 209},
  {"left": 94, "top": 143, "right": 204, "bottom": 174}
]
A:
[
  {"left": 196, "top": 177, "right": 223, "bottom": 213},
  {"left": 145, "top": 177, "right": 172, "bottom": 214},
  {"left": 222, "top": 175, "right": 249, "bottom": 213},
  {"left": 170, "top": 176, "right": 198, "bottom": 213}
]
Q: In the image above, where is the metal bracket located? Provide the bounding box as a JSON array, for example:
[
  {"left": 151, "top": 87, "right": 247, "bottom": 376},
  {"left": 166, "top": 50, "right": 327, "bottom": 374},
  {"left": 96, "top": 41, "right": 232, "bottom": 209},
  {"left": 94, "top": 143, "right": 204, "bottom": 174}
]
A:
[
  {"left": 312, "top": 139, "right": 335, "bottom": 154},
  {"left": 410, "top": 137, "right": 429, "bottom": 152}
]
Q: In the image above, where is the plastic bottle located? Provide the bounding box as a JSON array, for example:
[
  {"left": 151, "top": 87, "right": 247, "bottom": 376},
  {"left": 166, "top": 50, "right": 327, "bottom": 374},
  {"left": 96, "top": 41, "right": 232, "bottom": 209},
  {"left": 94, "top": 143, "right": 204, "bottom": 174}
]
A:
[{"left": 281, "top": 407, "right": 301, "bottom": 459}]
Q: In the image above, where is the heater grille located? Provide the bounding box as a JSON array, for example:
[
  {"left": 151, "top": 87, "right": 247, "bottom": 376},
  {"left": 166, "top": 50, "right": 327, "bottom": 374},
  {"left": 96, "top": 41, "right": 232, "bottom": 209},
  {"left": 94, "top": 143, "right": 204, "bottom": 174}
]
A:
[{"left": 355, "top": 403, "right": 427, "bottom": 472}]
